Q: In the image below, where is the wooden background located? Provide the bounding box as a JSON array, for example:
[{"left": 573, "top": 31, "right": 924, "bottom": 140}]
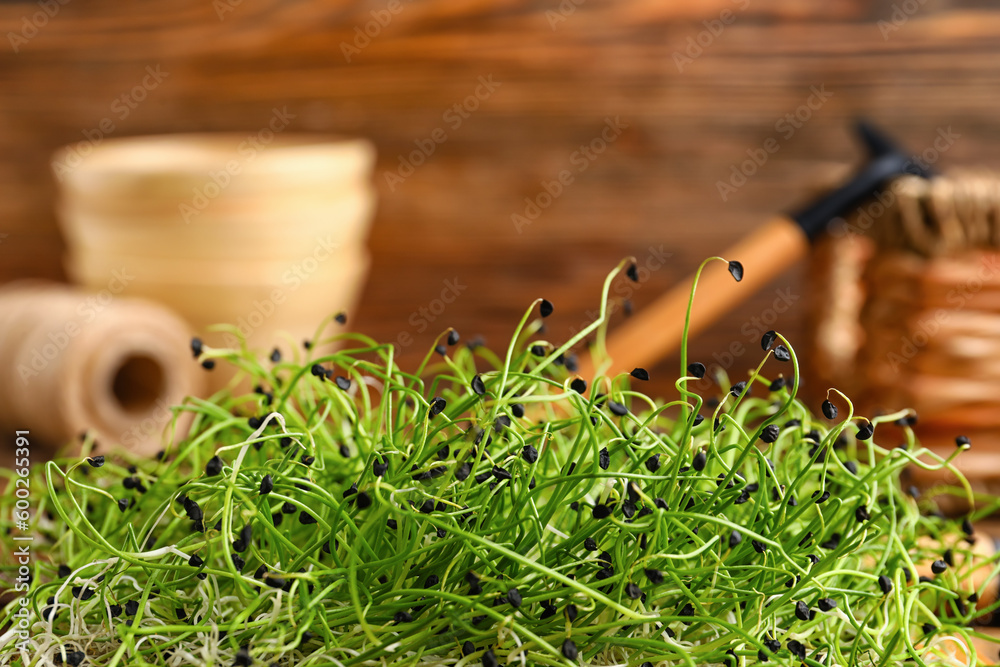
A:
[{"left": 2, "top": 0, "right": 1000, "bottom": 402}]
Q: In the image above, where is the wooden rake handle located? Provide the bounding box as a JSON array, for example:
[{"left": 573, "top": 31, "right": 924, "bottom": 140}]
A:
[{"left": 579, "top": 216, "right": 810, "bottom": 380}]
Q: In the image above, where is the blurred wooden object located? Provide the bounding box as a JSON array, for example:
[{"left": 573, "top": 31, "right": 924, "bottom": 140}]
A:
[
  {"left": 0, "top": 282, "right": 201, "bottom": 455},
  {"left": 579, "top": 215, "right": 809, "bottom": 380},
  {"left": 3, "top": 1, "right": 1000, "bottom": 432},
  {"left": 54, "top": 134, "right": 376, "bottom": 391}
]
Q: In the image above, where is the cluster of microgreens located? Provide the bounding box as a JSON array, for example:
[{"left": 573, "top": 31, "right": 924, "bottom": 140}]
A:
[{"left": 4, "top": 257, "right": 1000, "bottom": 667}]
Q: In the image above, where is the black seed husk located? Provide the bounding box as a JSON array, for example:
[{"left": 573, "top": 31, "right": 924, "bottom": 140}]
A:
[
  {"left": 760, "top": 424, "right": 780, "bottom": 443},
  {"left": 205, "top": 456, "right": 223, "bottom": 476},
  {"left": 429, "top": 397, "right": 447, "bottom": 417},
  {"left": 727, "top": 260, "right": 744, "bottom": 282},
  {"left": 259, "top": 474, "right": 273, "bottom": 495}
]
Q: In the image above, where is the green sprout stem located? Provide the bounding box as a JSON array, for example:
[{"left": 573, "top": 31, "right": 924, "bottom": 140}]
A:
[{"left": 1, "top": 259, "right": 997, "bottom": 667}]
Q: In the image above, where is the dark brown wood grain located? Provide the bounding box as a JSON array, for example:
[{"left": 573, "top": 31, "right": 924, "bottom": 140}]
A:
[{"left": 2, "top": 0, "right": 1000, "bottom": 414}]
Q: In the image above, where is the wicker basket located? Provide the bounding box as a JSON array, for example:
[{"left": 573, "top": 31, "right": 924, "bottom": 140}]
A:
[{"left": 807, "top": 171, "right": 1000, "bottom": 495}]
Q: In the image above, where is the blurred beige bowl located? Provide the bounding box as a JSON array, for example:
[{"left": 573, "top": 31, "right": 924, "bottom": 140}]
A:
[
  {"left": 57, "top": 185, "right": 376, "bottom": 260},
  {"left": 54, "top": 133, "right": 376, "bottom": 200},
  {"left": 54, "top": 133, "right": 378, "bottom": 394},
  {"left": 65, "top": 249, "right": 369, "bottom": 338}
]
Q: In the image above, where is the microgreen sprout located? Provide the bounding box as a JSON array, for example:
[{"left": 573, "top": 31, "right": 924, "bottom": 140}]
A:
[{"left": 2, "top": 258, "right": 998, "bottom": 666}]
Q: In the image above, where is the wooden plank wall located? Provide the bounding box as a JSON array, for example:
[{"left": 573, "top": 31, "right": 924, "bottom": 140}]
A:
[{"left": 1, "top": 0, "right": 999, "bottom": 401}]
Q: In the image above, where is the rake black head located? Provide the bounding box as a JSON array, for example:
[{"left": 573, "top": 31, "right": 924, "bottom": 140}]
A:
[
  {"left": 792, "top": 118, "right": 935, "bottom": 239},
  {"left": 855, "top": 118, "right": 935, "bottom": 179}
]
